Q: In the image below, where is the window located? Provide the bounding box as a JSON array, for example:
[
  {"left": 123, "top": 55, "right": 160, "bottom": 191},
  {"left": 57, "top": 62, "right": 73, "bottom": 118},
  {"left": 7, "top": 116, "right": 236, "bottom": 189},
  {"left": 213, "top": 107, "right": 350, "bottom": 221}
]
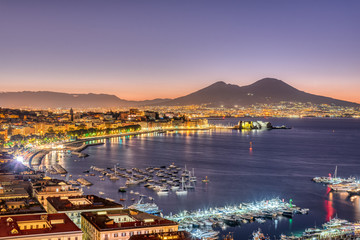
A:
[
  {"left": 137, "top": 231, "right": 141, "bottom": 235},
  {"left": 114, "top": 233, "right": 118, "bottom": 237},
  {"left": 130, "top": 232, "right": 134, "bottom": 236},
  {"left": 121, "top": 232, "right": 126, "bottom": 237},
  {"left": 145, "top": 230, "right": 149, "bottom": 234}
]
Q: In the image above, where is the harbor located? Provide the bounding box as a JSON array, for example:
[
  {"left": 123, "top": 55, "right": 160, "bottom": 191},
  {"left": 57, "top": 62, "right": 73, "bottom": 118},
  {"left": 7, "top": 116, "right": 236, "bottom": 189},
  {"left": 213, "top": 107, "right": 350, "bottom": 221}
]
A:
[
  {"left": 280, "top": 217, "right": 360, "bottom": 239},
  {"left": 312, "top": 166, "right": 360, "bottom": 196},
  {"left": 38, "top": 120, "right": 360, "bottom": 239},
  {"left": 166, "top": 198, "right": 309, "bottom": 239}
]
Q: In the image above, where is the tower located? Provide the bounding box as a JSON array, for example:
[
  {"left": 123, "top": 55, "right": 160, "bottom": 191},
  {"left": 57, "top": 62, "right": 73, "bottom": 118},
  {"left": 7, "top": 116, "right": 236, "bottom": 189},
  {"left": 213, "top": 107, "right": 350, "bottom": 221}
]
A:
[{"left": 70, "top": 108, "right": 74, "bottom": 122}]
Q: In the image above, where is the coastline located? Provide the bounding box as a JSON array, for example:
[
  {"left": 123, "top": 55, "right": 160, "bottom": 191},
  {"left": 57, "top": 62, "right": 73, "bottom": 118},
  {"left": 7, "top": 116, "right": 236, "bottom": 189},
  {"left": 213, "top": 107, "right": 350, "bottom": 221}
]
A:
[{"left": 28, "top": 127, "right": 211, "bottom": 167}]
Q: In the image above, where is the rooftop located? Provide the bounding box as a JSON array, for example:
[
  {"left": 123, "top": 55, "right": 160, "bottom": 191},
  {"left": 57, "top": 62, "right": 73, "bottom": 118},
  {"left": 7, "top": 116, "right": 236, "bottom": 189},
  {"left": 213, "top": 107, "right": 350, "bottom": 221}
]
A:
[
  {"left": 82, "top": 209, "right": 178, "bottom": 231},
  {"left": 129, "top": 231, "right": 194, "bottom": 240},
  {"left": 0, "top": 213, "right": 81, "bottom": 238},
  {"left": 0, "top": 198, "right": 46, "bottom": 216},
  {"left": 47, "top": 195, "right": 123, "bottom": 211}
]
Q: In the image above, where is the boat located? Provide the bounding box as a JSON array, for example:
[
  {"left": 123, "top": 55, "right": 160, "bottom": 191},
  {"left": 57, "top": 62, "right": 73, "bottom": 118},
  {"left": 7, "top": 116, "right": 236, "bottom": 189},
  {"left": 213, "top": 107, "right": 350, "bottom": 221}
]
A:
[
  {"left": 202, "top": 176, "right": 210, "bottom": 183},
  {"left": 126, "top": 178, "right": 141, "bottom": 185},
  {"left": 118, "top": 186, "right": 127, "bottom": 192},
  {"left": 282, "top": 210, "right": 293, "bottom": 218},
  {"left": 99, "top": 191, "right": 105, "bottom": 195},
  {"left": 77, "top": 178, "right": 93, "bottom": 186},
  {"left": 190, "top": 168, "right": 197, "bottom": 182},
  {"left": 176, "top": 177, "right": 188, "bottom": 195},
  {"left": 252, "top": 228, "right": 270, "bottom": 240},
  {"left": 128, "top": 197, "right": 161, "bottom": 215},
  {"left": 157, "top": 187, "right": 169, "bottom": 195}
]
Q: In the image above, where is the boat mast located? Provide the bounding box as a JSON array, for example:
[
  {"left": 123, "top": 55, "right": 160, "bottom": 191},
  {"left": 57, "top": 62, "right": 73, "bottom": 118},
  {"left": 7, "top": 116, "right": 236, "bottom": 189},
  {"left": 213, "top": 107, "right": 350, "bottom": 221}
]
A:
[{"left": 334, "top": 166, "right": 337, "bottom": 178}]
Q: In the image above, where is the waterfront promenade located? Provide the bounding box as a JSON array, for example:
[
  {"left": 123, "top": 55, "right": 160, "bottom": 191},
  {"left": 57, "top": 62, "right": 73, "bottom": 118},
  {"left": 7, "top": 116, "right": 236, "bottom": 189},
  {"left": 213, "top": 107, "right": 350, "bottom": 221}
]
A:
[{"left": 25, "top": 127, "right": 211, "bottom": 167}]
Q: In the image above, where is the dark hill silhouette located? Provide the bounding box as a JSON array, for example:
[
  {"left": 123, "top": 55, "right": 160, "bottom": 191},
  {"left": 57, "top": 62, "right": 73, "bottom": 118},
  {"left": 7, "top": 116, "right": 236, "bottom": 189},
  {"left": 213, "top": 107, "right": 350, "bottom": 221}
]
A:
[
  {"left": 0, "top": 91, "right": 170, "bottom": 108},
  {"left": 160, "top": 78, "right": 359, "bottom": 107},
  {"left": 0, "top": 78, "right": 358, "bottom": 108}
]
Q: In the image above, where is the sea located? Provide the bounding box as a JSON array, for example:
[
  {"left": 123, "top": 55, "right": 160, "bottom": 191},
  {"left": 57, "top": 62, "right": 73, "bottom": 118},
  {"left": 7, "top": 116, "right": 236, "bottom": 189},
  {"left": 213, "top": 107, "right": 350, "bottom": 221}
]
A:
[{"left": 43, "top": 117, "right": 360, "bottom": 239}]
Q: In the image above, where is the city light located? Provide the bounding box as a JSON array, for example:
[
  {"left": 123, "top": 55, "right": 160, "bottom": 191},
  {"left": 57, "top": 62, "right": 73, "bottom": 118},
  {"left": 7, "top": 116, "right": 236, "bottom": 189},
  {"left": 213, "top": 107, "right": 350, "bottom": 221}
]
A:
[{"left": 16, "top": 156, "right": 24, "bottom": 163}]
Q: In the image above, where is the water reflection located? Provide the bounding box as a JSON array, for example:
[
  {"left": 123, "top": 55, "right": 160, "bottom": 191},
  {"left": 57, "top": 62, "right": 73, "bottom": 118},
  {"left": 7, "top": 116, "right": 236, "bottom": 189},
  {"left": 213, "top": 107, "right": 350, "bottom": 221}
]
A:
[{"left": 325, "top": 189, "right": 335, "bottom": 221}]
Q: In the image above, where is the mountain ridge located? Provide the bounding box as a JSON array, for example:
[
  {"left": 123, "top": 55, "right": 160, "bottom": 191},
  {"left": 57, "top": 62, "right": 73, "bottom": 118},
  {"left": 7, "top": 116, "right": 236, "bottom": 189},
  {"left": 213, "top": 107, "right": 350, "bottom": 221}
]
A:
[{"left": 0, "top": 78, "right": 358, "bottom": 108}]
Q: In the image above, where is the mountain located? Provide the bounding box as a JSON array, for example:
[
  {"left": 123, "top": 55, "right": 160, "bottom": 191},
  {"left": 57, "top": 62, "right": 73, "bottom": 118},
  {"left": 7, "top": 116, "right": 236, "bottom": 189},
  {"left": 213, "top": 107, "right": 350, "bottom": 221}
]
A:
[
  {"left": 0, "top": 91, "right": 170, "bottom": 108},
  {"left": 0, "top": 78, "right": 358, "bottom": 108},
  {"left": 160, "top": 78, "right": 359, "bottom": 107}
]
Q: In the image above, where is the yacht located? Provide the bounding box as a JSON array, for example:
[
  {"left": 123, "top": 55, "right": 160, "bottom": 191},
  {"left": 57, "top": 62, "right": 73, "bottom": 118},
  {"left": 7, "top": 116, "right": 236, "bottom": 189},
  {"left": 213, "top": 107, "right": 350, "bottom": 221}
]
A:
[{"left": 128, "top": 197, "right": 161, "bottom": 215}]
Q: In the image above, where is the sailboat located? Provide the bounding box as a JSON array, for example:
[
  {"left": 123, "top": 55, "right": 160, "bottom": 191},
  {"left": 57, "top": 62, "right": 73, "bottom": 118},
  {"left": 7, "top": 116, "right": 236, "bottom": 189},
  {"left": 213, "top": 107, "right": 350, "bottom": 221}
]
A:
[
  {"left": 110, "top": 165, "right": 119, "bottom": 180},
  {"left": 176, "top": 177, "right": 188, "bottom": 195},
  {"left": 190, "top": 168, "right": 197, "bottom": 182}
]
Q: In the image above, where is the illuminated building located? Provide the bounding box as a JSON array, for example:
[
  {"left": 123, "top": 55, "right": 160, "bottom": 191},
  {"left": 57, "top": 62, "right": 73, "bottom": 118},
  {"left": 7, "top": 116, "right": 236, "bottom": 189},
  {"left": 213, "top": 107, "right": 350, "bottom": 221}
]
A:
[
  {"left": 31, "top": 178, "right": 82, "bottom": 211},
  {"left": 0, "top": 198, "right": 46, "bottom": 217},
  {"left": 47, "top": 195, "right": 123, "bottom": 227},
  {"left": 81, "top": 209, "right": 178, "bottom": 240},
  {"left": 129, "top": 231, "right": 193, "bottom": 240},
  {"left": 0, "top": 213, "right": 82, "bottom": 239}
]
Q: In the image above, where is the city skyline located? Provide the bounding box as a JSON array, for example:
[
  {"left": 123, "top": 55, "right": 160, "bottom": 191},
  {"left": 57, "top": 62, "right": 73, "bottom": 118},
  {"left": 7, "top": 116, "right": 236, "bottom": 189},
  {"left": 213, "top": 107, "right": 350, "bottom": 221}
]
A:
[{"left": 1, "top": 0, "right": 360, "bottom": 103}]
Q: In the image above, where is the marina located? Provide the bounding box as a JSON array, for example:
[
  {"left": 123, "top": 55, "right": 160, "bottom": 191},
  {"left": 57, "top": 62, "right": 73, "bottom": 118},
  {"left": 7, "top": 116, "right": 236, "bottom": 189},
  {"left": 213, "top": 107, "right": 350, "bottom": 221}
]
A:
[
  {"left": 166, "top": 198, "right": 309, "bottom": 239},
  {"left": 280, "top": 217, "right": 360, "bottom": 239}
]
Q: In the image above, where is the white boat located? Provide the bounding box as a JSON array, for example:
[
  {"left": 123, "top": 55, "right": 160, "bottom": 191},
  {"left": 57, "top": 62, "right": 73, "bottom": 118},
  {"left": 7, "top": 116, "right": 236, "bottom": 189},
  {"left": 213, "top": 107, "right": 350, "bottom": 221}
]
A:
[
  {"left": 157, "top": 187, "right": 169, "bottom": 195},
  {"left": 129, "top": 197, "right": 161, "bottom": 214},
  {"left": 171, "top": 185, "right": 180, "bottom": 191},
  {"left": 126, "top": 178, "right": 141, "bottom": 185},
  {"left": 99, "top": 191, "right": 105, "bottom": 195},
  {"left": 190, "top": 168, "right": 197, "bottom": 182},
  {"left": 176, "top": 177, "right": 188, "bottom": 195}
]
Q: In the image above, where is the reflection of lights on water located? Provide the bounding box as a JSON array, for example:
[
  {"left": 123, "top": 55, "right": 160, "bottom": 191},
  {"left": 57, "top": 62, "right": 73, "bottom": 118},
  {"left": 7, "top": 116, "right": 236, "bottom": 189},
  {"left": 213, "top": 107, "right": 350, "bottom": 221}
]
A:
[
  {"left": 288, "top": 218, "right": 292, "bottom": 230},
  {"left": 325, "top": 190, "right": 335, "bottom": 221}
]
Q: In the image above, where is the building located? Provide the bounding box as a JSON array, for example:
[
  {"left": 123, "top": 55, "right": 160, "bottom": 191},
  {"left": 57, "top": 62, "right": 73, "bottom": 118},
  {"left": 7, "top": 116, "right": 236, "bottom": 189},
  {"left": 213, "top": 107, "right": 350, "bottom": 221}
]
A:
[
  {"left": 31, "top": 177, "right": 82, "bottom": 211},
  {"left": 47, "top": 195, "right": 123, "bottom": 227},
  {"left": 81, "top": 209, "right": 179, "bottom": 240},
  {"left": 70, "top": 108, "right": 74, "bottom": 122},
  {"left": 0, "top": 213, "right": 82, "bottom": 240},
  {"left": 0, "top": 197, "right": 46, "bottom": 217},
  {"left": 129, "top": 231, "right": 194, "bottom": 240}
]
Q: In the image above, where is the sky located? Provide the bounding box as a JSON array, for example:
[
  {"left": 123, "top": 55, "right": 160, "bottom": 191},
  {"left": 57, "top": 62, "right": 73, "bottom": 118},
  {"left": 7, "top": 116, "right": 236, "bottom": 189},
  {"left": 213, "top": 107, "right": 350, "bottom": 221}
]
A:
[{"left": 1, "top": 0, "right": 359, "bottom": 102}]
